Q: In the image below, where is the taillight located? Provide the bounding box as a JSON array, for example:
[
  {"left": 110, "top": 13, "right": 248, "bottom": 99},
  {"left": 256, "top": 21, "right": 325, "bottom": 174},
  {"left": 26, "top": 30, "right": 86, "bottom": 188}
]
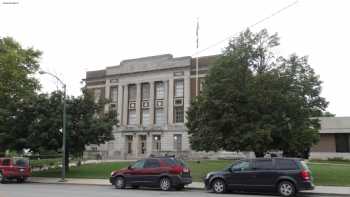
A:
[
  {"left": 170, "top": 165, "right": 183, "bottom": 174},
  {"left": 300, "top": 170, "right": 310, "bottom": 181}
]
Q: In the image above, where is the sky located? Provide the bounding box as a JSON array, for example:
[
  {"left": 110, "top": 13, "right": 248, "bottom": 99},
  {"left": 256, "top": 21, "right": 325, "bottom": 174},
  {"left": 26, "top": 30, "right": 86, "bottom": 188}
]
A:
[{"left": 0, "top": 0, "right": 349, "bottom": 116}]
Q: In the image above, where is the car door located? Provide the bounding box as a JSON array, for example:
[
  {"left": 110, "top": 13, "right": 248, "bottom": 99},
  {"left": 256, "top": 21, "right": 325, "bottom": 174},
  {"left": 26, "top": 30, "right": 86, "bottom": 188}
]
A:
[
  {"left": 142, "top": 159, "right": 163, "bottom": 186},
  {"left": 124, "top": 159, "right": 146, "bottom": 185},
  {"left": 251, "top": 159, "right": 277, "bottom": 189},
  {"left": 225, "top": 160, "right": 256, "bottom": 189}
]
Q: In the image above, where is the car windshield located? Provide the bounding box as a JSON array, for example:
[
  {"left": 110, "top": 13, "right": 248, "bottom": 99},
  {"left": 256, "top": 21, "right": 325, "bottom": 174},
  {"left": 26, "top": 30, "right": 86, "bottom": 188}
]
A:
[
  {"left": 224, "top": 161, "right": 239, "bottom": 171},
  {"left": 13, "top": 158, "right": 29, "bottom": 167}
]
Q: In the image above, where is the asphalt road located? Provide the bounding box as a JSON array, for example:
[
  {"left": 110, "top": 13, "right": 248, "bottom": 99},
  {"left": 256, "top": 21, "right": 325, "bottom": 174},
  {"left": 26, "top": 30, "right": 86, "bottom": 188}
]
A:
[{"left": 0, "top": 183, "right": 337, "bottom": 197}]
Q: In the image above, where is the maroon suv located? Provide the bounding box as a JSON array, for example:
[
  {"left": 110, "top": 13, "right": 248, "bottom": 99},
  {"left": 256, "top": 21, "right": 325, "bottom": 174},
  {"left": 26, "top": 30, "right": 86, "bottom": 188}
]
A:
[
  {"left": 110, "top": 156, "right": 192, "bottom": 191},
  {"left": 0, "top": 157, "right": 31, "bottom": 183}
]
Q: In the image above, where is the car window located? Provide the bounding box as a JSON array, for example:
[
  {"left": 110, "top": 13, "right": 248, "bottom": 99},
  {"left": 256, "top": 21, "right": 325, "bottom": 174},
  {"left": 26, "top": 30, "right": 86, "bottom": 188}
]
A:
[
  {"left": 300, "top": 161, "right": 310, "bottom": 171},
  {"left": 144, "top": 159, "right": 160, "bottom": 168},
  {"left": 254, "top": 159, "right": 274, "bottom": 170},
  {"left": 162, "top": 158, "right": 177, "bottom": 166},
  {"left": 231, "top": 161, "right": 251, "bottom": 171},
  {"left": 131, "top": 160, "right": 145, "bottom": 169},
  {"left": 2, "top": 159, "right": 11, "bottom": 166},
  {"left": 276, "top": 159, "right": 298, "bottom": 170}
]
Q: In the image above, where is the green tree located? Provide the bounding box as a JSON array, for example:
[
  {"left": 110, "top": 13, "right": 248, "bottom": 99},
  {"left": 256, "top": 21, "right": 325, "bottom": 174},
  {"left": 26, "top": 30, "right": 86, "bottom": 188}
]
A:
[
  {"left": 0, "top": 37, "right": 41, "bottom": 155},
  {"left": 186, "top": 29, "right": 328, "bottom": 158},
  {"left": 27, "top": 89, "right": 116, "bottom": 170}
]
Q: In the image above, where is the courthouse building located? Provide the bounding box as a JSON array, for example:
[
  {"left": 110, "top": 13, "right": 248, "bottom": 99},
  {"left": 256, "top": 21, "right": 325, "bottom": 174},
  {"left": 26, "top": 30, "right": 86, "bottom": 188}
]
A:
[
  {"left": 84, "top": 54, "right": 217, "bottom": 160},
  {"left": 84, "top": 54, "right": 350, "bottom": 160}
]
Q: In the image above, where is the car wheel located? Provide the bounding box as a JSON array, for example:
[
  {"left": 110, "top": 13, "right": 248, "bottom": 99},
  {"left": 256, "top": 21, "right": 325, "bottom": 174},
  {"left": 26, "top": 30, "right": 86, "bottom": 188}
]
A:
[
  {"left": 0, "top": 172, "right": 5, "bottom": 184},
  {"left": 114, "top": 176, "right": 126, "bottom": 189},
  {"left": 278, "top": 181, "right": 296, "bottom": 197},
  {"left": 159, "top": 177, "right": 171, "bottom": 191},
  {"left": 212, "top": 179, "right": 226, "bottom": 194}
]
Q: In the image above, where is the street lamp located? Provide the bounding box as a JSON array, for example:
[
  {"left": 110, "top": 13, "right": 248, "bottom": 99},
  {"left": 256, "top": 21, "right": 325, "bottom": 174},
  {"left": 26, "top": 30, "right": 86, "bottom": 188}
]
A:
[{"left": 39, "top": 70, "right": 67, "bottom": 182}]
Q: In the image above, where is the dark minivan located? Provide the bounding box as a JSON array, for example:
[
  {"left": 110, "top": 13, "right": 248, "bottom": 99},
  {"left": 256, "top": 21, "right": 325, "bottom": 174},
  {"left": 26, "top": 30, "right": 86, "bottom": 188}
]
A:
[
  {"left": 204, "top": 158, "right": 314, "bottom": 197},
  {"left": 110, "top": 156, "right": 192, "bottom": 191}
]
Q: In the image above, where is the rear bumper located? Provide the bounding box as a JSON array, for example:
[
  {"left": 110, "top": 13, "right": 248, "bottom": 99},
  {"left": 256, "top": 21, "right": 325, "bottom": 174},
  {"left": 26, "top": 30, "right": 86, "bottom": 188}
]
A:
[
  {"left": 170, "top": 175, "right": 192, "bottom": 186},
  {"left": 298, "top": 181, "right": 315, "bottom": 191}
]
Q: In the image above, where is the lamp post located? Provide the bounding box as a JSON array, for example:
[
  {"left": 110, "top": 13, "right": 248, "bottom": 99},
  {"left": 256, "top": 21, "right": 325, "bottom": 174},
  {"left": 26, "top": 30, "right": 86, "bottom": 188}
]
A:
[{"left": 39, "top": 71, "right": 66, "bottom": 182}]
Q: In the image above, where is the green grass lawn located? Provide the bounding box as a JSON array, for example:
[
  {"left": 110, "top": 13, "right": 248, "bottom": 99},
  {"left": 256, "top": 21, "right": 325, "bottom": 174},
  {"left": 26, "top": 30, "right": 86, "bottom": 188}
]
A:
[{"left": 32, "top": 160, "right": 350, "bottom": 186}]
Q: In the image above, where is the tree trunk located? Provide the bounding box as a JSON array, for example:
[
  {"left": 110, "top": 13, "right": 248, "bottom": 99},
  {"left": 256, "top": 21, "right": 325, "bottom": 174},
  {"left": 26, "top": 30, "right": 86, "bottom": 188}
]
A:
[{"left": 65, "top": 144, "right": 69, "bottom": 172}]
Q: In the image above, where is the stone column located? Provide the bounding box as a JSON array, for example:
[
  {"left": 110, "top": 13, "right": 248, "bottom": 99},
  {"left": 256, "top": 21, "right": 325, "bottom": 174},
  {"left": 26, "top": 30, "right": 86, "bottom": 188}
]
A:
[
  {"left": 164, "top": 80, "right": 169, "bottom": 128},
  {"left": 147, "top": 133, "right": 153, "bottom": 156},
  {"left": 133, "top": 134, "right": 138, "bottom": 158},
  {"left": 117, "top": 85, "right": 123, "bottom": 126},
  {"left": 136, "top": 83, "right": 141, "bottom": 127},
  {"left": 123, "top": 85, "right": 129, "bottom": 126},
  {"left": 149, "top": 81, "right": 155, "bottom": 126},
  {"left": 168, "top": 79, "right": 174, "bottom": 125},
  {"left": 184, "top": 71, "right": 191, "bottom": 123},
  {"left": 104, "top": 79, "right": 110, "bottom": 113}
]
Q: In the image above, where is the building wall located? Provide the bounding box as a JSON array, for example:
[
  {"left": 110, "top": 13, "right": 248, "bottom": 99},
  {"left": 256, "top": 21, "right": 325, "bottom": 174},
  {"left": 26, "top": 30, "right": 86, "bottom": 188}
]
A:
[{"left": 311, "top": 133, "right": 336, "bottom": 152}]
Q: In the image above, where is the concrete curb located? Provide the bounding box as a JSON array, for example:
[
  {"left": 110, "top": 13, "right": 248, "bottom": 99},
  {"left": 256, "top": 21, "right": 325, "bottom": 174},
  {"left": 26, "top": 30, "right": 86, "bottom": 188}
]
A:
[{"left": 29, "top": 179, "right": 349, "bottom": 196}]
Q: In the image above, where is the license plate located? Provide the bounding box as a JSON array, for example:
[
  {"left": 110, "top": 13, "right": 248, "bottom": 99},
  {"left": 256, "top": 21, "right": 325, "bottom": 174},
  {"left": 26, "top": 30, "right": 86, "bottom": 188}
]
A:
[
  {"left": 20, "top": 169, "right": 24, "bottom": 172},
  {"left": 183, "top": 168, "right": 189, "bottom": 173}
]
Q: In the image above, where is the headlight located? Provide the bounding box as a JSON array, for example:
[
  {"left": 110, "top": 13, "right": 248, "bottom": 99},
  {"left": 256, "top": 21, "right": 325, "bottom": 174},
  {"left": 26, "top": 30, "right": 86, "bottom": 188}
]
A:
[
  {"left": 205, "top": 173, "right": 211, "bottom": 179},
  {"left": 110, "top": 172, "right": 115, "bottom": 176}
]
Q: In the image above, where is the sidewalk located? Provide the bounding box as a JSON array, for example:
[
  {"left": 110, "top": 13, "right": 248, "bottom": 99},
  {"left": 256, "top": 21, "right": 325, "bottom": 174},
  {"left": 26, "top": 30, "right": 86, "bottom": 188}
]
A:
[{"left": 30, "top": 177, "right": 350, "bottom": 196}]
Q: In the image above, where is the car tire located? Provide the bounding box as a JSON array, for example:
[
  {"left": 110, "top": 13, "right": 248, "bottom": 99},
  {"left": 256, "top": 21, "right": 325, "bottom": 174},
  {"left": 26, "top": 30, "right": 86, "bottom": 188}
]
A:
[
  {"left": 114, "top": 176, "right": 126, "bottom": 189},
  {"left": 159, "top": 177, "right": 172, "bottom": 191},
  {"left": 278, "top": 181, "right": 296, "bottom": 197},
  {"left": 211, "top": 179, "right": 226, "bottom": 194},
  {"left": 0, "top": 172, "right": 5, "bottom": 184}
]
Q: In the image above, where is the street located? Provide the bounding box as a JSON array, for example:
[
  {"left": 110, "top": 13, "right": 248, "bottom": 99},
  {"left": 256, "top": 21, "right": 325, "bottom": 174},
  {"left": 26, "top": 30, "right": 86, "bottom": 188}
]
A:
[{"left": 0, "top": 183, "right": 337, "bottom": 197}]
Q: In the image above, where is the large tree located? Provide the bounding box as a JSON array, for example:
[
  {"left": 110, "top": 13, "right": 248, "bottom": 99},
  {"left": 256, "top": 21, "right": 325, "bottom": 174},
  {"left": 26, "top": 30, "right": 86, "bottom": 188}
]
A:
[
  {"left": 186, "top": 29, "right": 328, "bottom": 158},
  {"left": 0, "top": 37, "right": 41, "bottom": 155},
  {"left": 26, "top": 89, "right": 116, "bottom": 169}
]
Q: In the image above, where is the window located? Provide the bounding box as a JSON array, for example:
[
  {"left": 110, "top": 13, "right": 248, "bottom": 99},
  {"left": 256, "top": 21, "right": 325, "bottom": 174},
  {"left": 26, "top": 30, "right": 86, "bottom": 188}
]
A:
[
  {"left": 174, "top": 79, "right": 184, "bottom": 98},
  {"left": 155, "top": 109, "right": 165, "bottom": 125},
  {"left": 131, "top": 160, "right": 145, "bottom": 169},
  {"left": 2, "top": 159, "right": 10, "bottom": 166},
  {"left": 231, "top": 161, "right": 250, "bottom": 171},
  {"left": 335, "top": 134, "right": 350, "bottom": 152},
  {"left": 155, "top": 82, "right": 164, "bottom": 99},
  {"left": 174, "top": 107, "right": 184, "bottom": 123},
  {"left": 94, "top": 88, "right": 102, "bottom": 103},
  {"left": 126, "top": 136, "right": 133, "bottom": 154},
  {"left": 144, "top": 159, "right": 160, "bottom": 168},
  {"left": 128, "top": 84, "right": 137, "bottom": 100},
  {"left": 141, "top": 83, "right": 150, "bottom": 99},
  {"left": 276, "top": 159, "right": 297, "bottom": 170},
  {"left": 128, "top": 110, "right": 137, "bottom": 125},
  {"left": 254, "top": 159, "right": 274, "bottom": 170},
  {"left": 139, "top": 135, "right": 147, "bottom": 154},
  {"left": 152, "top": 135, "right": 161, "bottom": 152},
  {"left": 141, "top": 109, "right": 150, "bottom": 126},
  {"left": 173, "top": 134, "right": 182, "bottom": 152},
  {"left": 110, "top": 86, "right": 118, "bottom": 102}
]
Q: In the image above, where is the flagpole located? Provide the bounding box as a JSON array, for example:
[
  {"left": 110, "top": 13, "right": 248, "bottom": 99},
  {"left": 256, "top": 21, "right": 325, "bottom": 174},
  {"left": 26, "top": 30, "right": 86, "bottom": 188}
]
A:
[{"left": 195, "top": 17, "right": 199, "bottom": 97}]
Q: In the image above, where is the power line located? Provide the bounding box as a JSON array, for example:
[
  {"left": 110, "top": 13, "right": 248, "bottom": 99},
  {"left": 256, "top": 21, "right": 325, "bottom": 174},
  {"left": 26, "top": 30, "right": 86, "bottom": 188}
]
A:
[{"left": 192, "top": 0, "right": 298, "bottom": 57}]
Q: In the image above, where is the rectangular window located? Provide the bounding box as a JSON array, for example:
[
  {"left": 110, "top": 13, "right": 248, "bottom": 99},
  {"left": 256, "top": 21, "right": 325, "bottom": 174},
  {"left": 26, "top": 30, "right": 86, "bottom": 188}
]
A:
[
  {"left": 174, "top": 79, "right": 184, "bottom": 98},
  {"left": 126, "top": 136, "right": 133, "bottom": 154},
  {"left": 128, "top": 84, "right": 137, "bottom": 101},
  {"left": 276, "top": 159, "right": 298, "bottom": 170},
  {"left": 155, "top": 81, "right": 164, "bottom": 99},
  {"left": 174, "top": 107, "right": 184, "bottom": 123},
  {"left": 254, "top": 159, "right": 274, "bottom": 170},
  {"left": 141, "top": 83, "right": 150, "bottom": 99},
  {"left": 128, "top": 109, "right": 137, "bottom": 125},
  {"left": 141, "top": 109, "right": 150, "bottom": 126},
  {"left": 173, "top": 134, "right": 182, "bottom": 152},
  {"left": 152, "top": 135, "right": 161, "bottom": 152},
  {"left": 110, "top": 86, "right": 118, "bottom": 102},
  {"left": 335, "top": 134, "right": 350, "bottom": 153},
  {"left": 94, "top": 88, "right": 102, "bottom": 103},
  {"left": 155, "top": 109, "right": 165, "bottom": 126},
  {"left": 139, "top": 135, "right": 147, "bottom": 154}
]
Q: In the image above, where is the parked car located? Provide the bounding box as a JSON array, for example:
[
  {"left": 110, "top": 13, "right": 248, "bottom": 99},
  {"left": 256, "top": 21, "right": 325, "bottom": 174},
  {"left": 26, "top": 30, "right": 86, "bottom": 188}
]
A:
[
  {"left": 204, "top": 158, "right": 314, "bottom": 197},
  {"left": 110, "top": 156, "right": 192, "bottom": 191},
  {"left": 0, "top": 157, "right": 31, "bottom": 183}
]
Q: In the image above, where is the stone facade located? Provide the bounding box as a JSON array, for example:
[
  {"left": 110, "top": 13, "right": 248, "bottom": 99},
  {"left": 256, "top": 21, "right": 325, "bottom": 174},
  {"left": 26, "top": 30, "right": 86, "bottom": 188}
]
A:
[{"left": 84, "top": 54, "right": 218, "bottom": 160}]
